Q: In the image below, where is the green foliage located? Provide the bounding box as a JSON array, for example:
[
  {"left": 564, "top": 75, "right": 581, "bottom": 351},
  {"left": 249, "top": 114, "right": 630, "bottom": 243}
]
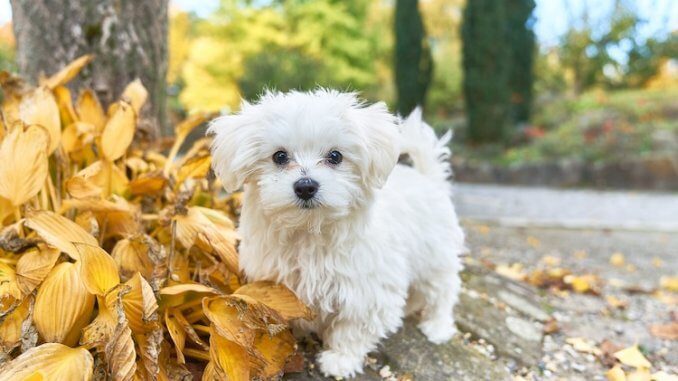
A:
[
  {"left": 0, "top": 47, "right": 14, "bottom": 72},
  {"left": 179, "top": 0, "right": 381, "bottom": 111},
  {"left": 237, "top": 44, "right": 322, "bottom": 99},
  {"left": 422, "top": 0, "right": 465, "bottom": 116},
  {"left": 462, "top": 0, "right": 511, "bottom": 143},
  {"left": 559, "top": 4, "right": 676, "bottom": 93},
  {"left": 394, "top": 0, "right": 432, "bottom": 116},
  {"left": 504, "top": 88, "right": 678, "bottom": 165}
]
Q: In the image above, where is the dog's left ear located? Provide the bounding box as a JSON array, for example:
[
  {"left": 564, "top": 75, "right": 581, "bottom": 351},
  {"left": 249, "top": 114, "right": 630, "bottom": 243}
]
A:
[
  {"left": 207, "top": 109, "right": 261, "bottom": 193},
  {"left": 346, "top": 102, "right": 400, "bottom": 189}
]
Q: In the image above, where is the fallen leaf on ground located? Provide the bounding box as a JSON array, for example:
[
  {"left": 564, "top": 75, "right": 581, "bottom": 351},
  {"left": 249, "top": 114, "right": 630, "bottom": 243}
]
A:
[
  {"left": 610, "top": 253, "right": 625, "bottom": 267},
  {"left": 660, "top": 277, "right": 678, "bottom": 292},
  {"left": 649, "top": 322, "right": 678, "bottom": 340},
  {"left": 566, "top": 337, "right": 602, "bottom": 355},
  {"left": 614, "top": 345, "right": 652, "bottom": 369}
]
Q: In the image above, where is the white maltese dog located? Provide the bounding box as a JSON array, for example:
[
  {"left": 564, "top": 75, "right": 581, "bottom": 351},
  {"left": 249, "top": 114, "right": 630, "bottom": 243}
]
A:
[{"left": 208, "top": 89, "right": 465, "bottom": 379}]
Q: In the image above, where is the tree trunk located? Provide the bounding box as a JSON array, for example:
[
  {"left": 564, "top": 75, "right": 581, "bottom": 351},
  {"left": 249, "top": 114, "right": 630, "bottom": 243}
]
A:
[{"left": 10, "top": 0, "right": 169, "bottom": 138}]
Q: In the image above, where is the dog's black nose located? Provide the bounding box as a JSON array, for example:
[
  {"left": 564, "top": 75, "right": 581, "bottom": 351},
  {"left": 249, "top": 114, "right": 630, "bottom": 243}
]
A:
[{"left": 294, "top": 178, "right": 319, "bottom": 201}]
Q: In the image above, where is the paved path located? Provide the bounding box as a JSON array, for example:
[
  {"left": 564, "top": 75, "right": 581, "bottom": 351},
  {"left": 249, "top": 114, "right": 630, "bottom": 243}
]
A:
[
  {"left": 453, "top": 183, "right": 678, "bottom": 232},
  {"left": 452, "top": 184, "right": 677, "bottom": 379}
]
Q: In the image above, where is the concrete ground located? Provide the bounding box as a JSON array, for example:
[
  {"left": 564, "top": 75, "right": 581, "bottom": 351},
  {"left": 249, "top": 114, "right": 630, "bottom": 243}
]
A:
[{"left": 455, "top": 183, "right": 677, "bottom": 380}]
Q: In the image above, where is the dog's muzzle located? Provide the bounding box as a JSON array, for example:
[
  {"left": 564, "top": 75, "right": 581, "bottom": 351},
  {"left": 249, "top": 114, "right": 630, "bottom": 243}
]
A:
[{"left": 294, "top": 177, "right": 319, "bottom": 201}]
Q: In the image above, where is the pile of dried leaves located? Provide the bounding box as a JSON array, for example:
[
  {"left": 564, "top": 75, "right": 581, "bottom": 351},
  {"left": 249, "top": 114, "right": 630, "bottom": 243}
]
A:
[{"left": 0, "top": 56, "right": 313, "bottom": 380}]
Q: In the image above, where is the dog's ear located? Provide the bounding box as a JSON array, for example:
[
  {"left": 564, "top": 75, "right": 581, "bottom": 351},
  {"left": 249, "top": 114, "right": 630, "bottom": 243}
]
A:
[
  {"left": 207, "top": 108, "right": 261, "bottom": 193},
  {"left": 346, "top": 101, "right": 400, "bottom": 189}
]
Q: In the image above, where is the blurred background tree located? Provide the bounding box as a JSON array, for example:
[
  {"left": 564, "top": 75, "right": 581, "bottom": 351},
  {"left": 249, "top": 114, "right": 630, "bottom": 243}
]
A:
[
  {"left": 506, "top": 0, "right": 536, "bottom": 125},
  {"left": 461, "top": 0, "right": 511, "bottom": 144},
  {"left": 394, "top": 0, "right": 433, "bottom": 116},
  {"left": 9, "top": 0, "right": 169, "bottom": 137},
  {"left": 0, "top": 22, "right": 14, "bottom": 73}
]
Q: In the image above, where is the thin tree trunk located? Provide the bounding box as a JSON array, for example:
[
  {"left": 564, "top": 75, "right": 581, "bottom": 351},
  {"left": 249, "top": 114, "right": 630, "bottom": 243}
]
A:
[{"left": 10, "top": 0, "right": 169, "bottom": 138}]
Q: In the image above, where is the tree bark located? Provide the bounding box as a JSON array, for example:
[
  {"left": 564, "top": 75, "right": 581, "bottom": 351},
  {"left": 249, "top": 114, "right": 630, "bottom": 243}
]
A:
[{"left": 10, "top": 0, "right": 169, "bottom": 138}]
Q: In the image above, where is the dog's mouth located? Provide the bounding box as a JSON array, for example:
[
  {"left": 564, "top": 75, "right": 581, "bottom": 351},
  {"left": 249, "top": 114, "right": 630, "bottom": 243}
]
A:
[{"left": 296, "top": 199, "right": 322, "bottom": 210}]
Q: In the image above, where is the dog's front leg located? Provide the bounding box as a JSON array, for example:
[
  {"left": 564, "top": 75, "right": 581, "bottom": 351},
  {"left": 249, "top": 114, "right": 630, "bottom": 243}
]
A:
[{"left": 317, "top": 297, "right": 404, "bottom": 378}]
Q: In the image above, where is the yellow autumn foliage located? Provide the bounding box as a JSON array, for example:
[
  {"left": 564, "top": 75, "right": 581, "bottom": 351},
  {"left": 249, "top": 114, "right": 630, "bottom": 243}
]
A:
[{"left": 0, "top": 56, "right": 311, "bottom": 380}]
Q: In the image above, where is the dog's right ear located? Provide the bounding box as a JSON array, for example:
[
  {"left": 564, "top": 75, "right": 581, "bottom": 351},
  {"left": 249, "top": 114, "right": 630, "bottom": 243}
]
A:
[{"left": 207, "top": 107, "right": 261, "bottom": 193}]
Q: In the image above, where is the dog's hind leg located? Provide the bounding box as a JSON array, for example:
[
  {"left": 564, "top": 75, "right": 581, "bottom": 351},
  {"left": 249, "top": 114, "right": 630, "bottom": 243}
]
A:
[{"left": 414, "top": 268, "right": 460, "bottom": 344}]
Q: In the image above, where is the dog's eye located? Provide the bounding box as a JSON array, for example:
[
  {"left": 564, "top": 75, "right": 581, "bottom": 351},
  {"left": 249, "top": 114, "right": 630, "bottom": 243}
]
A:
[
  {"left": 272, "top": 151, "right": 289, "bottom": 165},
  {"left": 327, "top": 150, "right": 343, "bottom": 165}
]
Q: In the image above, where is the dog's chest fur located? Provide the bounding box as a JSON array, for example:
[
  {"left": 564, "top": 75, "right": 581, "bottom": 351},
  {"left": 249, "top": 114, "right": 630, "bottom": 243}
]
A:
[{"left": 236, "top": 190, "right": 408, "bottom": 330}]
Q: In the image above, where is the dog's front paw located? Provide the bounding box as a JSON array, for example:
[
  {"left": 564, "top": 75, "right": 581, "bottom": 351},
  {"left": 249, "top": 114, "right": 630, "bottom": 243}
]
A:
[
  {"left": 419, "top": 318, "right": 457, "bottom": 344},
  {"left": 317, "top": 349, "right": 364, "bottom": 379}
]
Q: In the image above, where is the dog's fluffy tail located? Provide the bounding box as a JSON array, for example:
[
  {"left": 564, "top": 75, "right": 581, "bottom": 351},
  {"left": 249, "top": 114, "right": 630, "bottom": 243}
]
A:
[{"left": 398, "top": 107, "right": 453, "bottom": 186}]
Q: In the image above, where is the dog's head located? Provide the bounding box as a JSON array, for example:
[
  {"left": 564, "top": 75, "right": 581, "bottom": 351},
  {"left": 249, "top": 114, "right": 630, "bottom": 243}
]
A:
[{"left": 208, "top": 89, "right": 399, "bottom": 229}]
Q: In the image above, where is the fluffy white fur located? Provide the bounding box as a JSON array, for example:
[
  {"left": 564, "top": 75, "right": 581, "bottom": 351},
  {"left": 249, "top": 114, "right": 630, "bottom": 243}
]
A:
[{"left": 208, "top": 90, "right": 465, "bottom": 378}]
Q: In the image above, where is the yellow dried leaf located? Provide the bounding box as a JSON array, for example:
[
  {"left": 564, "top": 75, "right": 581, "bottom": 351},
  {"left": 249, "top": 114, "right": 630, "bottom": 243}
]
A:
[
  {"left": 202, "top": 296, "right": 256, "bottom": 348},
  {"left": 175, "top": 154, "right": 211, "bottom": 187},
  {"left": 566, "top": 337, "right": 601, "bottom": 355},
  {"left": 607, "top": 365, "right": 627, "bottom": 381},
  {"left": 0, "top": 262, "right": 23, "bottom": 313},
  {"left": 0, "top": 125, "right": 49, "bottom": 206},
  {"left": 62, "top": 121, "right": 96, "bottom": 156},
  {"left": 16, "top": 246, "right": 61, "bottom": 294},
  {"left": 194, "top": 206, "right": 236, "bottom": 231},
  {"left": 53, "top": 86, "right": 78, "bottom": 127},
  {"left": 0, "top": 196, "right": 13, "bottom": 223},
  {"left": 660, "top": 276, "right": 678, "bottom": 292},
  {"left": 165, "top": 310, "right": 186, "bottom": 364},
  {"left": 0, "top": 297, "right": 29, "bottom": 349},
  {"left": 253, "top": 329, "right": 296, "bottom": 379},
  {"left": 118, "top": 273, "right": 158, "bottom": 334},
  {"left": 70, "top": 160, "right": 129, "bottom": 197},
  {"left": 65, "top": 175, "right": 103, "bottom": 199},
  {"left": 0, "top": 343, "right": 94, "bottom": 381},
  {"left": 112, "top": 237, "right": 154, "bottom": 280},
  {"left": 42, "top": 54, "right": 93, "bottom": 89},
  {"left": 614, "top": 345, "right": 652, "bottom": 369},
  {"left": 564, "top": 274, "right": 599, "bottom": 294},
  {"left": 121, "top": 79, "right": 148, "bottom": 115},
  {"left": 62, "top": 196, "right": 140, "bottom": 238},
  {"left": 76, "top": 243, "right": 120, "bottom": 295},
  {"left": 495, "top": 263, "right": 526, "bottom": 281},
  {"left": 174, "top": 207, "right": 239, "bottom": 274},
  {"left": 234, "top": 281, "right": 314, "bottom": 321},
  {"left": 105, "top": 310, "right": 137, "bottom": 381},
  {"left": 25, "top": 210, "right": 99, "bottom": 260},
  {"left": 606, "top": 295, "right": 629, "bottom": 310},
  {"left": 171, "top": 309, "right": 209, "bottom": 350},
  {"left": 34, "top": 262, "right": 95, "bottom": 346},
  {"left": 202, "top": 362, "right": 218, "bottom": 381},
  {"left": 76, "top": 89, "right": 106, "bottom": 133},
  {"left": 158, "top": 283, "right": 220, "bottom": 308},
  {"left": 129, "top": 171, "right": 167, "bottom": 196},
  {"left": 628, "top": 369, "right": 652, "bottom": 381},
  {"left": 209, "top": 325, "right": 250, "bottom": 381},
  {"left": 80, "top": 302, "right": 116, "bottom": 349},
  {"left": 19, "top": 87, "right": 61, "bottom": 153},
  {"left": 101, "top": 101, "right": 135, "bottom": 161},
  {"left": 610, "top": 252, "right": 625, "bottom": 267},
  {"left": 164, "top": 113, "right": 214, "bottom": 175}
]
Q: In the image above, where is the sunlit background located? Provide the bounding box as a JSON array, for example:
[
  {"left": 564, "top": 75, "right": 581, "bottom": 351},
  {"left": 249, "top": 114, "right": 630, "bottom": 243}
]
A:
[{"left": 0, "top": 0, "right": 676, "bottom": 176}]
